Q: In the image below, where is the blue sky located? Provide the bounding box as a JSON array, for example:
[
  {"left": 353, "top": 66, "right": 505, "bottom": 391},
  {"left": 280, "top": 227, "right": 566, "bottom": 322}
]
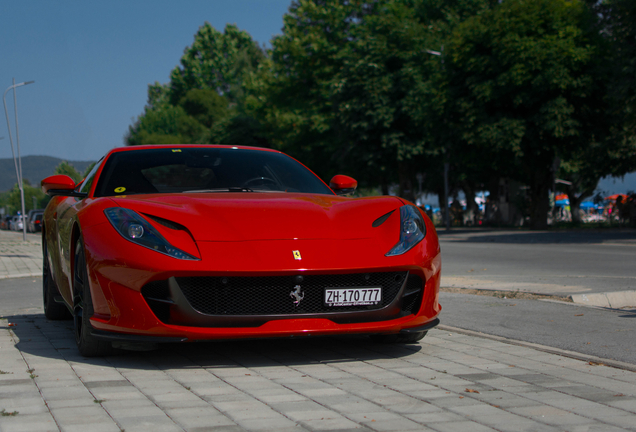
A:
[{"left": 0, "top": 0, "right": 292, "bottom": 161}]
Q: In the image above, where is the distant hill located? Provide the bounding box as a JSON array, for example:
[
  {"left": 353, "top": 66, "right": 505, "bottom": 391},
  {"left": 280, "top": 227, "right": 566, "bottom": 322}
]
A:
[{"left": 0, "top": 156, "right": 95, "bottom": 192}]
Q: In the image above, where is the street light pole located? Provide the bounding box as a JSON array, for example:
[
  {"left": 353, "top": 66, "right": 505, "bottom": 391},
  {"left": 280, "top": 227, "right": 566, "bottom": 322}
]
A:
[{"left": 3, "top": 78, "right": 35, "bottom": 241}]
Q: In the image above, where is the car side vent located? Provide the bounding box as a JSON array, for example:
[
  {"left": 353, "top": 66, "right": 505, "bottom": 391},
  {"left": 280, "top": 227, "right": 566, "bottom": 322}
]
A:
[
  {"left": 372, "top": 209, "right": 395, "bottom": 228},
  {"left": 401, "top": 273, "right": 424, "bottom": 315},
  {"left": 142, "top": 280, "right": 172, "bottom": 323},
  {"left": 145, "top": 214, "right": 186, "bottom": 231}
]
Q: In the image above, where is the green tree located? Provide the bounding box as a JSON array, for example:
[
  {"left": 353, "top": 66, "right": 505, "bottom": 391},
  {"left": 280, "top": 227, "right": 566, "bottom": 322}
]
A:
[
  {"left": 210, "top": 114, "right": 268, "bottom": 147},
  {"left": 127, "top": 22, "right": 265, "bottom": 147},
  {"left": 244, "top": 0, "right": 362, "bottom": 182},
  {"left": 551, "top": 0, "right": 636, "bottom": 225},
  {"left": 179, "top": 89, "right": 228, "bottom": 128},
  {"left": 54, "top": 161, "right": 83, "bottom": 184},
  {"left": 83, "top": 162, "right": 97, "bottom": 178},
  {"left": 126, "top": 104, "right": 206, "bottom": 145},
  {"left": 168, "top": 23, "right": 265, "bottom": 105},
  {"left": 448, "top": 0, "right": 610, "bottom": 228},
  {"left": 246, "top": 0, "right": 493, "bottom": 196},
  {"left": 3, "top": 180, "right": 49, "bottom": 214},
  {"left": 597, "top": 0, "right": 636, "bottom": 176},
  {"left": 601, "top": 0, "right": 636, "bottom": 129}
]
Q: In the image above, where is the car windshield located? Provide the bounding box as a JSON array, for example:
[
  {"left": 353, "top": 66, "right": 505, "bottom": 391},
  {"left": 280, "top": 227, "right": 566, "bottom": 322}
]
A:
[{"left": 93, "top": 147, "right": 333, "bottom": 197}]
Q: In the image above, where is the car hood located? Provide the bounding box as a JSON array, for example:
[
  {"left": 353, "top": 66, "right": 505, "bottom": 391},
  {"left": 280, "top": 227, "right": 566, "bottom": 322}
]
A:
[{"left": 110, "top": 193, "right": 403, "bottom": 242}]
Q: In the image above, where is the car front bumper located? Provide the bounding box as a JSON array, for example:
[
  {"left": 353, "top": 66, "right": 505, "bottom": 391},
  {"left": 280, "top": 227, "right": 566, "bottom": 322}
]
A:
[{"left": 82, "top": 222, "right": 442, "bottom": 342}]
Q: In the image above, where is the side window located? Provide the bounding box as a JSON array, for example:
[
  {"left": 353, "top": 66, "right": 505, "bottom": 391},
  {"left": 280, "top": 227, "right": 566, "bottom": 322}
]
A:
[{"left": 79, "top": 158, "right": 104, "bottom": 195}]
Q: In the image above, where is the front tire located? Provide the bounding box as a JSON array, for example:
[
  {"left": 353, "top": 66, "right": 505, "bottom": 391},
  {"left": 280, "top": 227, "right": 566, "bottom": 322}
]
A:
[
  {"left": 73, "top": 238, "right": 112, "bottom": 357},
  {"left": 42, "top": 235, "right": 71, "bottom": 320}
]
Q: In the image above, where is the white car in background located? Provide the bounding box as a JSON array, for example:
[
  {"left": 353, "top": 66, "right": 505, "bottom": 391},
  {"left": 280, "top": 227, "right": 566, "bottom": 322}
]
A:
[{"left": 10, "top": 215, "right": 26, "bottom": 231}]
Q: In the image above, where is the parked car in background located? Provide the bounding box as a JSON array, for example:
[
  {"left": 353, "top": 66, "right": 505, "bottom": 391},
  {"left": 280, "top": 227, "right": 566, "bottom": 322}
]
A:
[
  {"left": 26, "top": 209, "right": 44, "bottom": 231},
  {"left": 28, "top": 211, "right": 44, "bottom": 233},
  {"left": 0, "top": 215, "right": 12, "bottom": 230},
  {"left": 9, "top": 215, "right": 24, "bottom": 231}
]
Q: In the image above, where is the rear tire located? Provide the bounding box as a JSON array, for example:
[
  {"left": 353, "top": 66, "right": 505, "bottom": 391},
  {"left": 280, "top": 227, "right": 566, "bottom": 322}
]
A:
[
  {"left": 370, "top": 331, "right": 428, "bottom": 344},
  {"left": 73, "top": 238, "right": 112, "bottom": 357},
  {"left": 42, "top": 235, "right": 71, "bottom": 320}
]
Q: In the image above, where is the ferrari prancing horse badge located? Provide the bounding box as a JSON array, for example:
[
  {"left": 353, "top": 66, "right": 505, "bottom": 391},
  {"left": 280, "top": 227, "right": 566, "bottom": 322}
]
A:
[{"left": 293, "top": 250, "right": 302, "bottom": 260}]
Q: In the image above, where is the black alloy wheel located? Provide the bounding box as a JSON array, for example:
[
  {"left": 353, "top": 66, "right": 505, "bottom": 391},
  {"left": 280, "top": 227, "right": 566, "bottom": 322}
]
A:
[
  {"left": 42, "top": 232, "right": 71, "bottom": 320},
  {"left": 73, "top": 237, "right": 112, "bottom": 357}
]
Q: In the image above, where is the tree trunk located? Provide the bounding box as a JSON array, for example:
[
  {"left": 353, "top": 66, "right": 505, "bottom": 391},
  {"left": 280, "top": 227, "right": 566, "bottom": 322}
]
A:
[
  {"left": 434, "top": 185, "right": 446, "bottom": 226},
  {"left": 569, "top": 198, "right": 582, "bottom": 224},
  {"left": 398, "top": 161, "right": 415, "bottom": 202},
  {"left": 381, "top": 183, "right": 389, "bottom": 196},
  {"left": 565, "top": 184, "right": 595, "bottom": 225},
  {"left": 461, "top": 181, "right": 479, "bottom": 226},
  {"left": 529, "top": 171, "right": 551, "bottom": 230}
]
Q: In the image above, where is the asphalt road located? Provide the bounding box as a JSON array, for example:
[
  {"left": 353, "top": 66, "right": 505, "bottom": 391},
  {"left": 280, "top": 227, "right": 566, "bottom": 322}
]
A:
[
  {"left": 440, "top": 291, "right": 636, "bottom": 365},
  {"left": 439, "top": 228, "right": 636, "bottom": 296}
]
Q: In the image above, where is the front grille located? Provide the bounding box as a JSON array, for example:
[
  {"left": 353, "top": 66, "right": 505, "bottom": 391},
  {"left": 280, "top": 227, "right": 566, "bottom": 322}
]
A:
[{"left": 175, "top": 272, "right": 407, "bottom": 316}]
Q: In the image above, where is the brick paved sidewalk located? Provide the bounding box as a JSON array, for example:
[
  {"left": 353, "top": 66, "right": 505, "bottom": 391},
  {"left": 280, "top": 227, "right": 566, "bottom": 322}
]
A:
[
  {"left": 1, "top": 316, "right": 635, "bottom": 432},
  {"left": 0, "top": 229, "right": 42, "bottom": 279}
]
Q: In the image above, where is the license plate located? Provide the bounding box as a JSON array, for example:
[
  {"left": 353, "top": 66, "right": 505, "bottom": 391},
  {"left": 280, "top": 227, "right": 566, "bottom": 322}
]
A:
[{"left": 324, "top": 287, "right": 382, "bottom": 307}]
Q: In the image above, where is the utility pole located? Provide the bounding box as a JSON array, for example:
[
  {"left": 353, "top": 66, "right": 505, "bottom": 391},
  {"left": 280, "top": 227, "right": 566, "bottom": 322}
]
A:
[{"left": 3, "top": 78, "right": 35, "bottom": 241}]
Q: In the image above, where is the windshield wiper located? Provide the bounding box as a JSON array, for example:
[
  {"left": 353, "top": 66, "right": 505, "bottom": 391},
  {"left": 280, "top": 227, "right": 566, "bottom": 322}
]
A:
[
  {"left": 229, "top": 187, "right": 254, "bottom": 192},
  {"left": 184, "top": 187, "right": 254, "bottom": 193}
]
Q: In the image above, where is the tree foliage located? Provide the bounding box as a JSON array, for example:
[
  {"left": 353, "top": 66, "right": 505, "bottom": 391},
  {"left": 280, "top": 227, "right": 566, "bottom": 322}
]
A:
[
  {"left": 448, "top": 0, "right": 611, "bottom": 228},
  {"left": 125, "top": 0, "right": 635, "bottom": 228},
  {"left": 594, "top": 0, "right": 636, "bottom": 177},
  {"left": 126, "top": 23, "right": 265, "bottom": 147},
  {"left": 245, "top": 0, "right": 493, "bottom": 195},
  {"left": 169, "top": 23, "right": 265, "bottom": 104},
  {"left": 54, "top": 161, "right": 83, "bottom": 184},
  {"left": 0, "top": 180, "right": 49, "bottom": 215}
]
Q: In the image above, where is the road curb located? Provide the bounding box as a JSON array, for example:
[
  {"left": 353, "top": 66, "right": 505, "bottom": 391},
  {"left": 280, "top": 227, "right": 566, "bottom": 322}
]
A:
[
  {"left": 437, "top": 324, "right": 636, "bottom": 373},
  {"left": 0, "top": 273, "right": 41, "bottom": 280},
  {"left": 571, "top": 290, "right": 636, "bottom": 308},
  {"left": 442, "top": 285, "right": 636, "bottom": 309}
]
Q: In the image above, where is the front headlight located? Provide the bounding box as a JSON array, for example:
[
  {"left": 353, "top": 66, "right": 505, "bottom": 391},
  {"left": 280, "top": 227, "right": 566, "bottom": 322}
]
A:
[
  {"left": 386, "top": 205, "right": 426, "bottom": 256},
  {"left": 104, "top": 208, "right": 198, "bottom": 260}
]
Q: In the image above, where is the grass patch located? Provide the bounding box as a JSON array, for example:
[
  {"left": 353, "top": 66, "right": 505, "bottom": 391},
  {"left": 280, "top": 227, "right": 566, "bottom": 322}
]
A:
[{"left": 0, "top": 409, "right": 18, "bottom": 416}]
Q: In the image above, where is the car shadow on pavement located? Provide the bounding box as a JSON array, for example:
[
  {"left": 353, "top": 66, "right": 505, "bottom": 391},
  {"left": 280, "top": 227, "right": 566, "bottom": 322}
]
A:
[
  {"left": 6, "top": 313, "right": 423, "bottom": 370},
  {"left": 438, "top": 228, "right": 636, "bottom": 244}
]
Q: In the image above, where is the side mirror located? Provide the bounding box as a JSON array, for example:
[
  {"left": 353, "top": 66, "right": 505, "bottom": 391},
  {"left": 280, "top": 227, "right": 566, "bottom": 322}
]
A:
[
  {"left": 329, "top": 175, "right": 357, "bottom": 196},
  {"left": 41, "top": 175, "right": 87, "bottom": 198}
]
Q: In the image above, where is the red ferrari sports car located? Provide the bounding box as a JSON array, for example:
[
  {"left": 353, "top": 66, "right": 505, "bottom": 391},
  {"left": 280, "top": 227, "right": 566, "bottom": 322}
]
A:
[{"left": 41, "top": 145, "right": 441, "bottom": 356}]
